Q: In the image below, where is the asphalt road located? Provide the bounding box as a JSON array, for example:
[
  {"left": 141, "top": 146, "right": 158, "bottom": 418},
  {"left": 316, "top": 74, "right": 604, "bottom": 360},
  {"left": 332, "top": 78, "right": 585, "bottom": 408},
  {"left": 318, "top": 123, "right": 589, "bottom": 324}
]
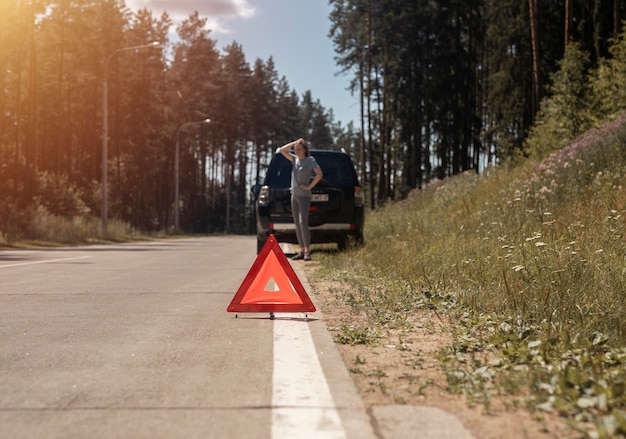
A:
[
  {"left": 0, "top": 236, "right": 475, "bottom": 439},
  {"left": 0, "top": 237, "right": 376, "bottom": 439}
]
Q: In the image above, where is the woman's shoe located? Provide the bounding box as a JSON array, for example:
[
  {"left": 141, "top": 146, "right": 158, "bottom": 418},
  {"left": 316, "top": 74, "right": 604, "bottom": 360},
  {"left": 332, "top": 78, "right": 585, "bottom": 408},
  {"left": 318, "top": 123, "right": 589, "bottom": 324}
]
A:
[
  {"left": 304, "top": 252, "right": 311, "bottom": 261},
  {"left": 292, "top": 252, "right": 304, "bottom": 260}
]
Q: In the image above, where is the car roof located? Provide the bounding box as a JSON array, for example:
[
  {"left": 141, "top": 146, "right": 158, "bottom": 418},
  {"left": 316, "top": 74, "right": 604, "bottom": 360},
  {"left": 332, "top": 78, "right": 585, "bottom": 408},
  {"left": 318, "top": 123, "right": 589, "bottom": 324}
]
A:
[{"left": 273, "top": 148, "right": 350, "bottom": 156}]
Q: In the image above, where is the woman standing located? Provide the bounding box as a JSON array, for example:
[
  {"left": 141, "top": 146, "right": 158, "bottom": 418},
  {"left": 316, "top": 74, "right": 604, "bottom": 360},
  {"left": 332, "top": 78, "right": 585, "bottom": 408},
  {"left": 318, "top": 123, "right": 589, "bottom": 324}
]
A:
[{"left": 279, "top": 138, "right": 323, "bottom": 261}]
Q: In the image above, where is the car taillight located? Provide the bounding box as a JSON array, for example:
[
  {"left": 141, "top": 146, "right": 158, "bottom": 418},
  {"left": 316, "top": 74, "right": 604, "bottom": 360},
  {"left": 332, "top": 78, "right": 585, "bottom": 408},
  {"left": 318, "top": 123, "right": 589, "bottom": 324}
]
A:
[
  {"left": 354, "top": 186, "right": 364, "bottom": 205},
  {"left": 259, "top": 185, "right": 270, "bottom": 204}
]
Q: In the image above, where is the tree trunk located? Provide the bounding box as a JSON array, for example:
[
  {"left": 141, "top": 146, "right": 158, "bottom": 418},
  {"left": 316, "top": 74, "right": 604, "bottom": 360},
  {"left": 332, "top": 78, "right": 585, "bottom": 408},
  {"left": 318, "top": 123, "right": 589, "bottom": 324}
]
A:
[
  {"left": 528, "top": 0, "right": 540, "bottom": 117},
  {"left": 367, "top": 0, "right": 375, "bottom": 209},
  {"left": 615, "top": 0, "right": 620, "bottom": 38},
  {"left": 565, "top": 0, "right": 572, "bottom": 50},
  {"left": 359, "top": 61, "right": 366, "bottom": 190}
]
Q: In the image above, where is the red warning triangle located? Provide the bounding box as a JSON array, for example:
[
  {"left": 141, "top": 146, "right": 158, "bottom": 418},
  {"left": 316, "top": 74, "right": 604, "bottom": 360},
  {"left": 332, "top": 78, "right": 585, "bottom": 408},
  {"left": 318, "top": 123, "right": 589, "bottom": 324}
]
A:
[{"left": 227, "top": 234, "right": 316, "bottom": 313}]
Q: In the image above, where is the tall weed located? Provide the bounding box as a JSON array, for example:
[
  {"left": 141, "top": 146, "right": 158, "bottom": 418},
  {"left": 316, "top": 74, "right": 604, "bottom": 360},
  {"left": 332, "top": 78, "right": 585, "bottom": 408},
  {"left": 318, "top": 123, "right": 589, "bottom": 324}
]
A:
[
  {"left": 0, "top": 206, "right": 140, "bottom": 247},
  {"left": 318, "top": 115, "right": 626, "bottom": 434}
]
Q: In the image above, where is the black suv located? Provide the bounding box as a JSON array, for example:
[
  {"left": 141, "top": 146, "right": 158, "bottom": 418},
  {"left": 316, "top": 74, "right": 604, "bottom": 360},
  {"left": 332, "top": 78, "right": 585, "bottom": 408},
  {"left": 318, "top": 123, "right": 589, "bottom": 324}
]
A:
[{"left": 252, "top": 149, "right": 364, "bottom": 253}]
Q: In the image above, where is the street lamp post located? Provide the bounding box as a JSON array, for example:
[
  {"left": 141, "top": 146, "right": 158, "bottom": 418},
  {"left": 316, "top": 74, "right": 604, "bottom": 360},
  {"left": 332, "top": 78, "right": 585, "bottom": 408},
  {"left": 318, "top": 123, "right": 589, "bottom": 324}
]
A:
[
  {"left": 102, "top": 41, "right": 160, "bottom": 234},
  {"left": 174, "top": 119, "right": 211, "bottom": 232}
]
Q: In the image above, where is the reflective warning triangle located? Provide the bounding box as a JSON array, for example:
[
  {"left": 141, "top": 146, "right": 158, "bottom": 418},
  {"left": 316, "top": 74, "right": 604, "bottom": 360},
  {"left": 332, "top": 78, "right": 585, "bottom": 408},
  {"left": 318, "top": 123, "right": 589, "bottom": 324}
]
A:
[{"left": 227, "top": 234, "right": 316, "bottom": 313}]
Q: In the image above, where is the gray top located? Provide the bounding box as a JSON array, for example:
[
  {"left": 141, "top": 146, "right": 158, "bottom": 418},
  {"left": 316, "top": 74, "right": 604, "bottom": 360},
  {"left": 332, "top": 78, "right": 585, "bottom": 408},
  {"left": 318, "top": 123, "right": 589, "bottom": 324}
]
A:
[{"left": 290, "top": 155, "right": 319, "bottom": 197}]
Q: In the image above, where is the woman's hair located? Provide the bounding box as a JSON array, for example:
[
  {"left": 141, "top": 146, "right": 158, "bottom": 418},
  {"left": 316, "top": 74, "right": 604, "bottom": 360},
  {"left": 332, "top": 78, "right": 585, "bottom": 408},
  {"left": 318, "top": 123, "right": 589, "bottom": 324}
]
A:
[{"left": 297, "top": 138, "right": 310, "bottom": 157}]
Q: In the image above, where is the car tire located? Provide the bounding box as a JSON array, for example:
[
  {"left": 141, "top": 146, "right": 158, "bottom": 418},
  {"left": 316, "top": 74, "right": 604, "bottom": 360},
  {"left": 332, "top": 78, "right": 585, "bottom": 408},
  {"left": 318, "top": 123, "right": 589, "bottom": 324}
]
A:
[
  {"left": 354, "top": 232, "right": 364, "bottom": 247},
  {"left": 337, "top": 235, "right": 347, "bottom": 251},
  {"left": 338, "top": 233, "right": 364, "bottom": 251},
  {"left": 257, "top": 237, "right": 266, "bottom": 254}
]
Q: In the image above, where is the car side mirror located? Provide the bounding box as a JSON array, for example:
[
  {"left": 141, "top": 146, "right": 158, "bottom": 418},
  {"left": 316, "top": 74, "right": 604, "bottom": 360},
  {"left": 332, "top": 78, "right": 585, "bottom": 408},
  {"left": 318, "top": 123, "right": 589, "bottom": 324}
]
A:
[{"left": 251, "top": 184, "right": 262, "bottom": 196}]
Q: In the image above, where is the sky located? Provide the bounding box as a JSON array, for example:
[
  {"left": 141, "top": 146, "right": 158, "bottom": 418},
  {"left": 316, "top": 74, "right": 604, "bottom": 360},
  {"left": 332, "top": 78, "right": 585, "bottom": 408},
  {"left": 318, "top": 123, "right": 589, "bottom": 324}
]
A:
[{"left": 125, "top": 0, "right": 360, "bottom": 128}]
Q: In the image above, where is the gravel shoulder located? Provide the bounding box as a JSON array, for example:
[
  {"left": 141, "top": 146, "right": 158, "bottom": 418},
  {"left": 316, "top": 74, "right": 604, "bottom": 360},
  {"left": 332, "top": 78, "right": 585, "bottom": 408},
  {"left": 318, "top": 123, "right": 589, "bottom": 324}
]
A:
[{"left": 307, "top": 272, "right": 571, "bottom": 439}]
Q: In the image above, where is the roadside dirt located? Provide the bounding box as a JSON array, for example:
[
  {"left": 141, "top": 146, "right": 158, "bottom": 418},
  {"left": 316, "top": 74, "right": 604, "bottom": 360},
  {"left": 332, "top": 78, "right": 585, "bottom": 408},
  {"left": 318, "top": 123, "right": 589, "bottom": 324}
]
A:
[{"left": 306, "top": 274, "right": 574, "bottom": 439}]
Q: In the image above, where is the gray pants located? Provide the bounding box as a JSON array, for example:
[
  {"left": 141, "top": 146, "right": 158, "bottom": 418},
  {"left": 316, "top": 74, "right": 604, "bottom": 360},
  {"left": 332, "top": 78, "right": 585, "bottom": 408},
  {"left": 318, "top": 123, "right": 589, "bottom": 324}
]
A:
[{"left": 291, "top": 195, "right": 311, "bottom": 249}]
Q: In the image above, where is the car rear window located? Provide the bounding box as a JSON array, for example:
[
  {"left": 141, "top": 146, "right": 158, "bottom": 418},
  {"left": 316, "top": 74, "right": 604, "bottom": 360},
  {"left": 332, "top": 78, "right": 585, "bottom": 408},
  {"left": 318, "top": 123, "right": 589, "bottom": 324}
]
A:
[{"left": 268, "top": 153, "right": 357, "bottom": 188}]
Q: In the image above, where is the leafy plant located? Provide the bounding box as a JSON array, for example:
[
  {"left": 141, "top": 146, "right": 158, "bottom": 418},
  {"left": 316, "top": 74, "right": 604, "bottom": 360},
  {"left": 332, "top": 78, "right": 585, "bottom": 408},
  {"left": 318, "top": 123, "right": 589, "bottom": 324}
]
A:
[
  {"left": 316, "top": 112, "right": 626, "bottom": 437},
  {"left": 332, "top": 325, "right": 379, "bottom": 346}
]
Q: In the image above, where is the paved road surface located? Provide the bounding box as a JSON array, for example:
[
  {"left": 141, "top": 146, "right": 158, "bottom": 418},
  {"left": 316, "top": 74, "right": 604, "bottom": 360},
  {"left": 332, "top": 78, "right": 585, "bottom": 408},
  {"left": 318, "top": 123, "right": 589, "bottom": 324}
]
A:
[{"left": 0, "top": 236, "right": 474, "bottom": 439}]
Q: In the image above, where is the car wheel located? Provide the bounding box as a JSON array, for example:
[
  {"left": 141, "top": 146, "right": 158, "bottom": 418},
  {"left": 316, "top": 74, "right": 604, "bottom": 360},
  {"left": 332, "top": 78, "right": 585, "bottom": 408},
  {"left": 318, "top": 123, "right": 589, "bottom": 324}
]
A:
[
  {"left": 353, "top": 232, "right": 364, "bottom": 247},
  {"left": 338, "top": 233, "right": 363, "bottom": 251},
  {"left": 257, "top": 237, "right": 266, "bottom": 254},
  {"left": 337, "top": 236, "right": 347, "bottom": 251}
]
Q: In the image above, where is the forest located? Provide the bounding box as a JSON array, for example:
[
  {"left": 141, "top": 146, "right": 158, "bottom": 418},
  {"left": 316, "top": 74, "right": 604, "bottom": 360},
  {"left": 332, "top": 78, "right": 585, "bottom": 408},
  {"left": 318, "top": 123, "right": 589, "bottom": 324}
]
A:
[{"left": 1, "top": 0, "right": 625, "bottom": 238}]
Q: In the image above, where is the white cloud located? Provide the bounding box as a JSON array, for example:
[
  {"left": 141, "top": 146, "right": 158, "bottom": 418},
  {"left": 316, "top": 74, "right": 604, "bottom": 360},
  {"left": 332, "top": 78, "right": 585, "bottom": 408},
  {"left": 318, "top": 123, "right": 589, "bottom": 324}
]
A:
[
  {"left": 126, "top": 0, "right": 256, "bottom": 35},
  {"left": 232, "top": 0, "right": 256, "bottom": 19},
  {"left": 145, "top": 0, "right": 254, "bottom": 17}
]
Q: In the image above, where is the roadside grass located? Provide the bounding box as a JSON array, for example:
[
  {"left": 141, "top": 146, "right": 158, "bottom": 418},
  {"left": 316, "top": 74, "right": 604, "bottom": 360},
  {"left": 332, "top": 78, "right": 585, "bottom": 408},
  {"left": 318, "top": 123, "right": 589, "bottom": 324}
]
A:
[
  {"left": 0, "top": 208, "right": 164, "bottom": 249},
  {"left": 316, "top": 115, "right": 626, "bottom": 437}
]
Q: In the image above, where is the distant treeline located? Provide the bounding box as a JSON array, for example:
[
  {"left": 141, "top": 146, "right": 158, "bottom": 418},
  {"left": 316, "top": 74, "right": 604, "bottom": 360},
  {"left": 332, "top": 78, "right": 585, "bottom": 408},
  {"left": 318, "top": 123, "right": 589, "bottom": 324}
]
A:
[
  {"left": 1, "top": 1, "right": 625, "bottom": 237},
  {"left": 329, "top": 0, "right": 626, "bottom": 204}
]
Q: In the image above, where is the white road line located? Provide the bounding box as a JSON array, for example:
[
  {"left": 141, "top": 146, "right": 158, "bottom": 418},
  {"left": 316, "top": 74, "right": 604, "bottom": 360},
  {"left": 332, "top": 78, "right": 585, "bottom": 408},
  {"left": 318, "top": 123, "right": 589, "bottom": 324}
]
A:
[
  {"left": 0, "top": 255, "right": 92, "bottom": 269},
  {"left": 272, "top": 314, "right": 347, "bottom": 439}
]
